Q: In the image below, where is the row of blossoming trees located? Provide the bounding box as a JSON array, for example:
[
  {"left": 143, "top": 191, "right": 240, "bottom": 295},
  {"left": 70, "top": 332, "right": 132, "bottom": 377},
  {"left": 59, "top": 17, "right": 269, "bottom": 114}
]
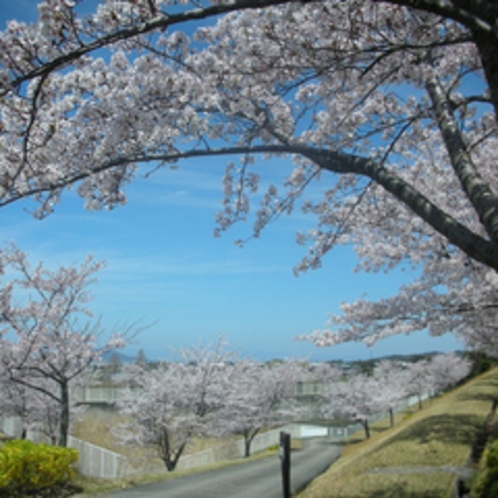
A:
[
  {"left": 112, "top": 345, "right": 471, "bottom": 471},
  {"left": 314, "top": 353, "right": 472, "bottom": 440},
  {"left": 113, "top": 343, "right": 307, "bottom": 470}
]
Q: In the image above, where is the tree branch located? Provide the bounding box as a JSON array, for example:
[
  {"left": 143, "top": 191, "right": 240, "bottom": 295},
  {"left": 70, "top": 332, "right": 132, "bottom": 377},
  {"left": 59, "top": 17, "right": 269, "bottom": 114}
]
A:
[
  {"left": 2, "top": 0, "right": 298, "bottom": 98},
  {"left": 378, "top": 0, "right": 497, "bottom": 38}
]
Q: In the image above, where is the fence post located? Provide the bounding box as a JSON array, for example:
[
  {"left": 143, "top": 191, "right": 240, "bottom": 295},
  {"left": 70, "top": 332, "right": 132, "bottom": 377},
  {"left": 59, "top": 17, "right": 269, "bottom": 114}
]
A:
[{"left": 279, "top": 431, "right": 291, "bottom": 498}]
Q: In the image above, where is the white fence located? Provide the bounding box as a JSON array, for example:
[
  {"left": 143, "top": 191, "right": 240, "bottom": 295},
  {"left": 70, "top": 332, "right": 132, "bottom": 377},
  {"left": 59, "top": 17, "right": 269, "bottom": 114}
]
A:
[
  {"left": 0, "top": 415, "right": 128, "bottom": 479},
  {"left": 175, "top": 425, "right": 300, "bottom": 472},
  {"left": 68, "top": 436, "right": 130, "bottom": 479}
]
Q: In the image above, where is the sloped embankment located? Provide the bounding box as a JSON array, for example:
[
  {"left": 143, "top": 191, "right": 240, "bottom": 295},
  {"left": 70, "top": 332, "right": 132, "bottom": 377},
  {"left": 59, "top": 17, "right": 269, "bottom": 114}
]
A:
[{"left": 298, "top": 367, "right": 498, "bottom": 498}]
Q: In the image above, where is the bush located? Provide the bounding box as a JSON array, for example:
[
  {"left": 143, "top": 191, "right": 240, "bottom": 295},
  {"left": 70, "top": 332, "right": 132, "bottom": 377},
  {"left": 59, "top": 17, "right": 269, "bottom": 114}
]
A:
[
  {"left": 473, "top": 440, "right": 498, "bottom": 497},
  {"left": 0, "top": 440, "right": 78, "bottom": 496}
]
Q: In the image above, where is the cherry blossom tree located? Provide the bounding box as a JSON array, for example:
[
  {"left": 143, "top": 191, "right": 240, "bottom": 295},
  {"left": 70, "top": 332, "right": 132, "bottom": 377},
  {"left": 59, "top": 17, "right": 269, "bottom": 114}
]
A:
[
  {"left": 323, "top": 373, "right": 388, "bottom": 439},
  {"left": 402, "top": 353, "right": 470, "bottom": 410},
  {"left": 0, "top": 1, "right": 497, "bottom": 349},
  {"left": 0, "top": 244, "right": 125, "bottom": 446},
  {"left": 303, "top": 260, "right": 498, "bottom": 352},
  {"left": 320, "top": 362, "right": 408, "bottom": 436},
  {"left": 176, "top": 336, "right": 237, "bottom": 420},
  {"left": 115, "top": 362, "right": 199, "bottom": 471},
  {"left": 405, "top": 358, "right": 436, "bottom": 410},
  {"left": 371, "top": 360, "right": 411, "bottom": 427},
  {"left": 428, "top": 352, "right": 471, "bottom": 392},
  {"left": 115, "top": 338, "right": 235, "bottom": 471},
  {"left": 315, "top": 353, "right": 470, "bottom": 437},
  {"left": 214, "top": 360, "right": 307, "bottom": 457}
]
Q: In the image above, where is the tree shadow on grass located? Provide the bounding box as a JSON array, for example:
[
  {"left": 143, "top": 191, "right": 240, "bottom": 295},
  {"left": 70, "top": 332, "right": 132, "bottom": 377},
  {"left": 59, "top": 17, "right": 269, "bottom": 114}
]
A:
[
  {"left": 458, "top": 378, "right": 498, "bottom": 398},
  {"left": 365, "top": 482, "right": 446, "bottom": 498},
  {"left": 457, "top": 392, "right": 497, "bottom": 404},
  {"left": 456, "top": 382, "right": 498, "bottom": 405},
  {"left": 378, "top": 413, "right": 482, "bottom": 449}
]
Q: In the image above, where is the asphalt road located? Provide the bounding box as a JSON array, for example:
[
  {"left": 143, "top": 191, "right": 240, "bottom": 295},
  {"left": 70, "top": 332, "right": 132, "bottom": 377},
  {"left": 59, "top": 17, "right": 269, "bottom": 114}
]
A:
[{"left": 99, "top": 438, "right": 342, "bottom": 498}]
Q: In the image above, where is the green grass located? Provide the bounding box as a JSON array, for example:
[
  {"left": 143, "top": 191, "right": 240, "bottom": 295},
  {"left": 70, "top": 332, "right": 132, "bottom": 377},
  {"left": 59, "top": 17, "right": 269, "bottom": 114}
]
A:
[{"left": 297, "top": 367, "right": 498, "bottom": 498}]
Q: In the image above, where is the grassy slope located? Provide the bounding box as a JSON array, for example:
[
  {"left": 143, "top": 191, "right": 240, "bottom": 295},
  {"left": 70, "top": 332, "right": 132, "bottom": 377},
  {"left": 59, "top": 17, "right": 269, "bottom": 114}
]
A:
[{"left": 297, "top": 367, "right": 498, "bottom": 498}]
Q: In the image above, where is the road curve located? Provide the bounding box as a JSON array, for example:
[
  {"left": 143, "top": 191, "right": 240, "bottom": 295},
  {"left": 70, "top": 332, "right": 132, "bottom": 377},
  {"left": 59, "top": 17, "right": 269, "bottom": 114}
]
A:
[{"left": 98, "top": 438, "right": 341, "bottom": 498}]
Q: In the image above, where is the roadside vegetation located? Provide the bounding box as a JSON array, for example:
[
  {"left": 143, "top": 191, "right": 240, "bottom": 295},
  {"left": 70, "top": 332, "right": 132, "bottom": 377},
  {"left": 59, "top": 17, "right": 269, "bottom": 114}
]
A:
[{"left": 298, "top": 367, "right": 498, "bottom": 498}]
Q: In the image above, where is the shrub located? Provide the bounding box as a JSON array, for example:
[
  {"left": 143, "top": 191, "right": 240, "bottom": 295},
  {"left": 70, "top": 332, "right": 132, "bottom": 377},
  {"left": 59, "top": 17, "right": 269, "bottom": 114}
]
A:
[
  {"left": 473, "top": 440, "right": 498, "bottom": 498},
  {"left": 0, "top": 440, "right": 78, "bottom": 495}
]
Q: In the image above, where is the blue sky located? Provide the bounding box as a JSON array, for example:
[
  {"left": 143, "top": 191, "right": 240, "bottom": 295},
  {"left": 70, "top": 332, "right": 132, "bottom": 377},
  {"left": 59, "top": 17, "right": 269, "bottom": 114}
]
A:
[{"left": 0, "top": 1, "right": 464, "bottom": 361}]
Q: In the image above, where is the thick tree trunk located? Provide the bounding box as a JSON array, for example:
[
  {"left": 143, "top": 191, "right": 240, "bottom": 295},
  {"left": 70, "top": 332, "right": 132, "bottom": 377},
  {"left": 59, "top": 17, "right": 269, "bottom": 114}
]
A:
[
  {"left": 425, "top": 70, "right": 498, "bottom": 243},
  {"left": 58, "top": 380, "right": 70, "bottom": 447},
  {"left": 243, "top": 428, "right": 259, "bottom": 458},
  {"left": 471, "top": 10, "right": 498, "bottom": 121},
  {"left": 244, "top": 437, "right": 251, "bottom": 458},
  {"left": 163, "top": 442, "right": 186, "bottom": 472},
  {"left": 362, "top": 419, "right": 370, "bottom": 439},
  {"left": 158, "top": 427, "right": 187, "bottom": 471}
]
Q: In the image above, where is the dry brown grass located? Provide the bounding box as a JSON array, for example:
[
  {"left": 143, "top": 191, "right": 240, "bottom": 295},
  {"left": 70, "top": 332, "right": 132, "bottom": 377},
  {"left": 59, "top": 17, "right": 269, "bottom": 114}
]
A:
[
  {"left": 71, "top": 406, "right": 239, "bottom": 473},
  {"left": 297, "top": 367, "right": 498, "bottom": 498},
  {"left": 72, "top": 408, "right": 128, "bottom": 454},
  {"left": 73, "top": 408, "right": 234, "bottom": 451}
]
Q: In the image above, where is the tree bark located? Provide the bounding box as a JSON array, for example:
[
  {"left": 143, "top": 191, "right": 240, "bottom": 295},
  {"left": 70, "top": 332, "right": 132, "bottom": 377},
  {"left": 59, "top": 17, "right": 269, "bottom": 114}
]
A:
[
  {"left": 58, "top": 380, "right": 70, "bottom": 447},
  {"left": 425, "top": 71, "right": 498, "bottom": 242},
  {"left": 362, "top": 419, "right": 370, "bottom": 439},
  {"left": 311, "top": 149, "right": 498, "bottom": 272},
  {"left": 244, "top": 437, "right": 251, "bottom": 458},
  {"left": 243, "top": 428, "right": 259, "bottom": 458},
  {"left": 159, "top": 427, "right": 187, "bottom": 471},
  {"left": 473, "top": 30, "right": 498, "bottom": 125}
]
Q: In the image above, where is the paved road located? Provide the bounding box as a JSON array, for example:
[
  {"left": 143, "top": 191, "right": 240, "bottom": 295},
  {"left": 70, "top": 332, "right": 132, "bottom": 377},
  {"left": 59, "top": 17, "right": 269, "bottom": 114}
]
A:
[{"left": 99, "top": 438, "right": 341, "bottom": 498}]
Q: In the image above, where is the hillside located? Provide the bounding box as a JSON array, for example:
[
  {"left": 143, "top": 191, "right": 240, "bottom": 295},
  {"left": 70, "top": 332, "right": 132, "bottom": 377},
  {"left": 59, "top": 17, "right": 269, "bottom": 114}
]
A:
[{"left": 297, "top": 367, "right": 498, "bottom": 497}]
